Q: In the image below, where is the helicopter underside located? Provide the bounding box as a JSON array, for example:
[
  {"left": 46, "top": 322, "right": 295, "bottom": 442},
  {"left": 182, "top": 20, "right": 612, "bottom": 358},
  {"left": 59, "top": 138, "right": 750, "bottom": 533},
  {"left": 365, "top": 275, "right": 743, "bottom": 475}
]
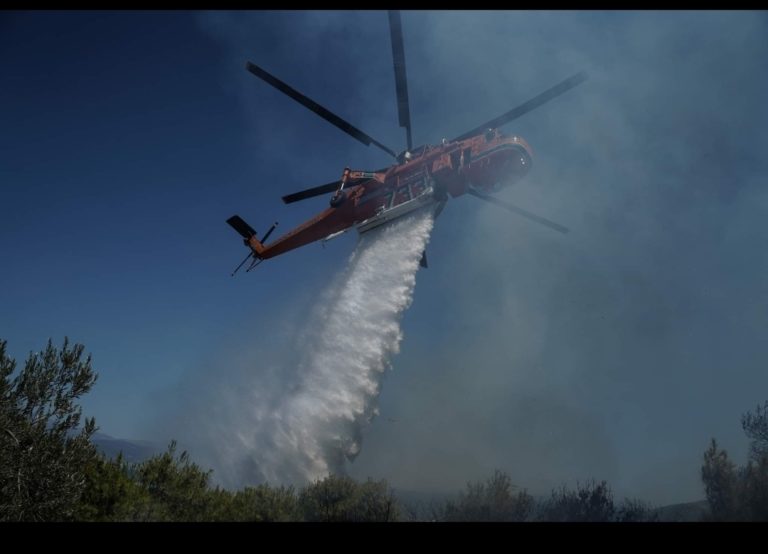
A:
[{"left": 356, "top": 183, "right": 437, "bottom": 234}]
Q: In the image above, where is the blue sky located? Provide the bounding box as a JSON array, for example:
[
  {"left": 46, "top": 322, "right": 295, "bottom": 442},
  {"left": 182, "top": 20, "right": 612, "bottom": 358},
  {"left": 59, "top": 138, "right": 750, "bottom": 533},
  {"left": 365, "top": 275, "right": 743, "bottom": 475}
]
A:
[{"left": 3, "top": 11, "right": 768, "bottom": 504}]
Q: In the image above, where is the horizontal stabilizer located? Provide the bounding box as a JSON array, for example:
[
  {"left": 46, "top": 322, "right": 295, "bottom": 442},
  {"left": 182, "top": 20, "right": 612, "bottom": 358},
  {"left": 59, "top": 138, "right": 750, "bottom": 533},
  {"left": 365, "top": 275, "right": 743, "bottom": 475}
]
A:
[{"left": 226, "top": 215, "right": 257, "bottom": 239}]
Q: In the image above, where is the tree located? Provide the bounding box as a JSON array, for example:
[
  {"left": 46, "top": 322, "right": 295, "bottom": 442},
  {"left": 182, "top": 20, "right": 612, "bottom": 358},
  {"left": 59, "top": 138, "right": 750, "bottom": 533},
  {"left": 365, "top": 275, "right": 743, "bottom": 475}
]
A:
[
  {"left": 443, "top": 470, "right": 534, "bottom": 521},
  {"left": 75, "top": 452, "right": 147, "bottom": 521},
  {"left": 739, "top": 454, "right": 768, "bottom": 521},
  {"left": 615, "top": 497, "right": 659, "bottom": 522},
  {"left": 129, "top": 441, "right": 215, "bottom": 521},
  {"left": 0, "top": 338, "right": 99, "bottom": 521},
  {"left": 350, "top": 478, "right": 400, "bottom": 521},
  {"left": 535, "top": 479, "right": 656, "bottom": 522},
  {"left": 299, "top": 474, "right": 399, "bottom": 521},
  {"left": 539, "top": 479, "right": 616, "bottom": 522},
  {"left": 76, "top": 442, "right": 242, "bottom": 522},
  {"left": 211, "top": 484, "right": 299, "bottom": 522},
  {"left": 701, "top": 405, "right": 768, "bottom": 521},
  {"left": 742, "top": 401, "right": 768, "bottom": 462},
  {"left": 701, "top": 439, "right": 740, "bottom": 520},
  {"left": 741, "top": 402, "right": 768, "bottom": 520}
]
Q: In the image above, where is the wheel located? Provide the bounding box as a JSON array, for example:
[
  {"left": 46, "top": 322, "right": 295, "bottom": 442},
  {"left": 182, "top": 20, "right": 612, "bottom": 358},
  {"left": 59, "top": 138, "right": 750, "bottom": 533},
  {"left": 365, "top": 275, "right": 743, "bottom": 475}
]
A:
[{"left": 330, "top": 190, "right": 347, "bottom": 207}]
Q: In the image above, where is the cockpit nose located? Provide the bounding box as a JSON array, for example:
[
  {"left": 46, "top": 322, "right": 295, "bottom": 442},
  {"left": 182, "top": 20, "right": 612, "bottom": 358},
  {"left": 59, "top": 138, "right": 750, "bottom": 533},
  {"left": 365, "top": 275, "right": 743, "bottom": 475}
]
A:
[
  {"left": 507, "top": 149, "right": 532, "bottom": 178},
  {"left": 485, "top": 143, "right": 533, "bottom": 193}
]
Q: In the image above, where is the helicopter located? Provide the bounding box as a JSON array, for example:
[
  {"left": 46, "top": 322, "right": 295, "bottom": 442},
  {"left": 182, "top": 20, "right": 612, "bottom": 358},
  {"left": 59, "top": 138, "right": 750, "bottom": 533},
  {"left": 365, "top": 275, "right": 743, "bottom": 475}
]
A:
[{"left": 227, "top": 11, "right": 586, "bottom": 274}]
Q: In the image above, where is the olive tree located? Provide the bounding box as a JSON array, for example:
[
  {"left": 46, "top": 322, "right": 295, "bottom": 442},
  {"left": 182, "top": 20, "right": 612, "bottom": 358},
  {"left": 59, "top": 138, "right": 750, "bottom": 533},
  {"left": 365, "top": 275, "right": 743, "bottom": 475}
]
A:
[{"left": 0, "top": 338, "right": 98, "bottom": 521}]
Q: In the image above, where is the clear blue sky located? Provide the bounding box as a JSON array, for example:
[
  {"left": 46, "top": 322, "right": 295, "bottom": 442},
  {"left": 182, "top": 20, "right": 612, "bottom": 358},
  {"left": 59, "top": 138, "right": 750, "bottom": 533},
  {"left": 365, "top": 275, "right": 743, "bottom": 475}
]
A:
[{"left": 2, "top": 11, "right": 768, "bottom": 504}]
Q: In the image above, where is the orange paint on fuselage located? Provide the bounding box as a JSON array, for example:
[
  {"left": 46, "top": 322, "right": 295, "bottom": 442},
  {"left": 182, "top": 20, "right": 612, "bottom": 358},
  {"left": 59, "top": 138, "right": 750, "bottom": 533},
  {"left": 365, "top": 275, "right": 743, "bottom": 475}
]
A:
[{"left": 252, "top": 130, "right": 533, "bottom": 260}]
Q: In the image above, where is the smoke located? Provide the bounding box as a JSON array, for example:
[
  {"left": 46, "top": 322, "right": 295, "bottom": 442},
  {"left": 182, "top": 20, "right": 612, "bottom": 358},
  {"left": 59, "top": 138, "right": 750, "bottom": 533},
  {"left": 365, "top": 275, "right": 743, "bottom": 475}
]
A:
[
  {"left": 197, "top": 209, "right": 434, "bottom": 487},
  {"left": 176, "top": 11, "right": 768, "bottom": 504}
]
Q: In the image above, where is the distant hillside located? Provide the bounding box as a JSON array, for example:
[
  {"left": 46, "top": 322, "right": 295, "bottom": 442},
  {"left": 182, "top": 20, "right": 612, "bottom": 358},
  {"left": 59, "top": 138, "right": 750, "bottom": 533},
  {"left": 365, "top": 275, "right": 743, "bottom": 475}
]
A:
[
  {"left": 655, "top": 500, "right": 709, "bottom": 522},
  {"left": 92, "top": 432, "right": 161, "bottom": 464}
]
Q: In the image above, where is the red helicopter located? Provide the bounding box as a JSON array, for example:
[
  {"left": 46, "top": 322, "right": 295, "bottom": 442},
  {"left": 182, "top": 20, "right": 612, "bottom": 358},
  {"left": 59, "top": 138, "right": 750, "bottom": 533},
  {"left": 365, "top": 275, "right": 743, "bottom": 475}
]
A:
[{"left": 227, "top": 11, "right": 586, "bottom": 274}]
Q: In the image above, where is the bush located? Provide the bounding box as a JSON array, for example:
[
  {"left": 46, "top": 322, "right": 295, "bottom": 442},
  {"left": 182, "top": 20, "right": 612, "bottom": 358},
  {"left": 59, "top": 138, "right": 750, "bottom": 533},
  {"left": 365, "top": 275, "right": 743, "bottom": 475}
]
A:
[
  {"left": 443, "top": 470, "right": 534, "bottom": 521},
  {"left": 538, "top": 479, "right": 657, "bottom": 522},
  {"left": 701, "top": 437, "right": 768, "bottom": 521},
  {"left": 299, "top": 474, "right": 399, "bottom": 521}
]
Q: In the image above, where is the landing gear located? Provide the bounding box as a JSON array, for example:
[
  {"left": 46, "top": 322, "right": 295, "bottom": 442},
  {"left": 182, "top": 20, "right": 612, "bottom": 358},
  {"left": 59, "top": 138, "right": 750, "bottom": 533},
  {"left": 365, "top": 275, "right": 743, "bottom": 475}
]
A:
[
  {"left": 330, "top": 190, "right": 347, "bottom": 207},
  {"left": 330, "top": 166, "right": 351, "bottom": 207}
]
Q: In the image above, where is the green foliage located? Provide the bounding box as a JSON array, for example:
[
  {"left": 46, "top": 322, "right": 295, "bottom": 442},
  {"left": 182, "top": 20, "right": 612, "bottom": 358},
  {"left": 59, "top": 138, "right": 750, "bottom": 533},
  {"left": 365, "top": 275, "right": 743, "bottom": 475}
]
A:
[
  {"left": 77, "top": 441, "right": 301, "bottom": 522},
  {"left": 539, "top": 479, "right": 616, "bottom": 522},
  {"left": 538, "top": 479, "right": 656, "bottom": 522},
  {"left": 701, "top": 437, "right": 768, "bottom": 521},
  {"left": 615, "top": 497, "right": 659, "bottom": 522},
  {"left": 210, "top": 484, "right": 299, "bottom": 522},
  {"left": 0, "top": 338, "right": 99, "bottom": 521},
  {"left": 298, "top": 474, "right": 399, "bottom": 521},
  {"left": 75, "top": 453, "right": 146, "bottom": 521},
  {"left": 742, "top": 401, "right": 768, "bottom": 462},
  {"left": 739, "top": 454, "right": 768, "bottom": 520},
  {"left": 25, "top": 333, "right": 768, "bottom": 522},
  {"left": 700, "top": 401, "right": 768, "bottom": 521},
  {"left": 130, "top": 441, "right": 216, "bottom": 521},
  {"left": 78, "top": 441, "right": 224, "bottom": 521},
  {"left": 443, "top": 470, "right": 534, "bottom": 521},
  {"left": 701, "top": 439, "right": 739, "bottom": 520},
  {"left": 299, "top": 474, "right": 356, "bottom": 521},
  {"left": 352, "top": 477, "right": 400, "bottom": 521}
]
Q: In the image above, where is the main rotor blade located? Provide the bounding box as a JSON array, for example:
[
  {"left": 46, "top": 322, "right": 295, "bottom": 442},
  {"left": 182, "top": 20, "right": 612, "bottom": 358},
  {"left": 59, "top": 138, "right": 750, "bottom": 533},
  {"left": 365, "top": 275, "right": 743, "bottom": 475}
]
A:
[
  {"left": 388, "top": 10, "right": 413, "bottom": 151},
  {"left": 282, "top": 166, "right": 390, "bottom": 205},
  {"left": 452, "top": 72, "right": 588, "bottom": 142},
  {"left": 467, "top": 189, "right": 569, "bottom": 234},
  {"left": 281, "top": 179, "right": 341, "bottom": 204},
  {"left": 246, "top": 61, "right": 397, "bottom": 159}
]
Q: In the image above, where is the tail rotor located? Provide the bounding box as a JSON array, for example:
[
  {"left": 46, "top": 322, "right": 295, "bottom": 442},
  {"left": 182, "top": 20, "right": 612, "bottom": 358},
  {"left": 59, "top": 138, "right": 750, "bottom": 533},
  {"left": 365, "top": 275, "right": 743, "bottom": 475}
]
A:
[{"left": 226, "top": 216, "right": 278, "bottom": 276}]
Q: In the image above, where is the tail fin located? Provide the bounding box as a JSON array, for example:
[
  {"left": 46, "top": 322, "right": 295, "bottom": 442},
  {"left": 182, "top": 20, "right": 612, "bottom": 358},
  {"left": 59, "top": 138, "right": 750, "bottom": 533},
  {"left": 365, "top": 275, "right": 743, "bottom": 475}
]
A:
[
  {"left": 227, "top": 215, "right": 266, "bottom": 256},
  {"left": 227, "top": 215, "right": 256, "bottom": 240}
]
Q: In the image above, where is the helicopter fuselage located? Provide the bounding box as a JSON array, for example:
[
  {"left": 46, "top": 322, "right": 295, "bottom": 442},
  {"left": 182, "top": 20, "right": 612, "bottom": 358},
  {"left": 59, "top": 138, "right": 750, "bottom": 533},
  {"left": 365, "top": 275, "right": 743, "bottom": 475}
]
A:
[{"left": 247, "top": 131, "right": 533, "bottom": 260}]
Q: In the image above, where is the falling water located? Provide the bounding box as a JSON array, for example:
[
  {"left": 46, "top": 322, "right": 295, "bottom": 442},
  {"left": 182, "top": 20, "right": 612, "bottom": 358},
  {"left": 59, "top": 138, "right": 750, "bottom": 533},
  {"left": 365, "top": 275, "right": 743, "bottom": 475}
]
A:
[{"left": 210, "top": 209, "right": 435, "bottom": 486}]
